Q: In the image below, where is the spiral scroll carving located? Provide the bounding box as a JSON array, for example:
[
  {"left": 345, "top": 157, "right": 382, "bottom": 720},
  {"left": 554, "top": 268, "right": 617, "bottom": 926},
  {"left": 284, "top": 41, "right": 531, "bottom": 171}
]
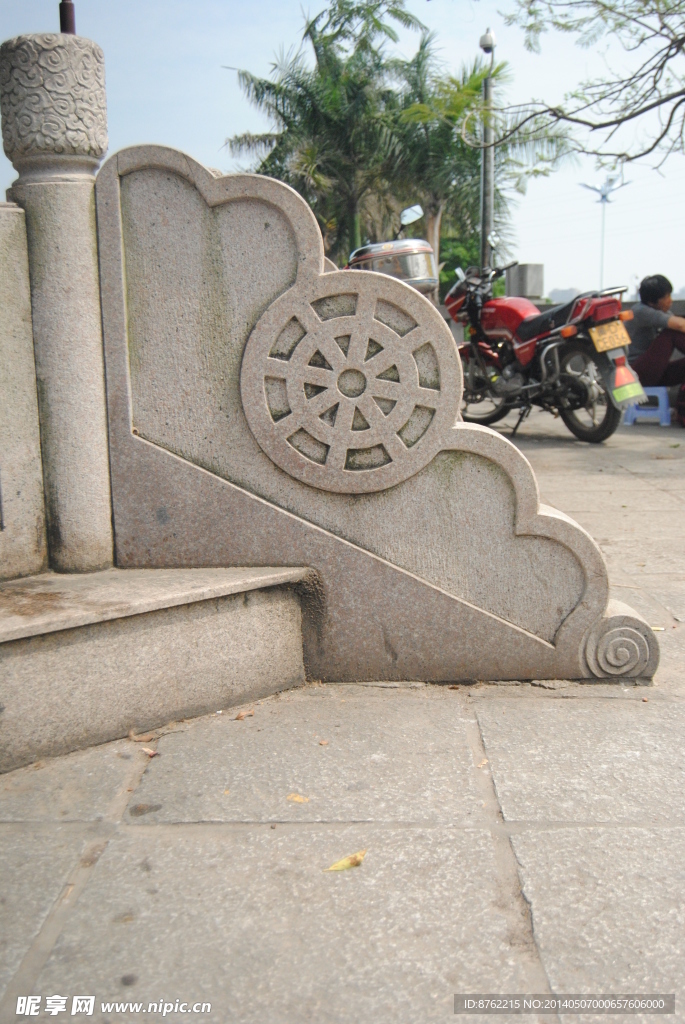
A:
[
  {"left": 584, "top": 610, "right": 658, "bottom": 679},
  {"left": 589, "top": 627, "right": 650, "bottom": 677},
  {"left": 0, "top": 34, "right": 107, "bottom": 166}
]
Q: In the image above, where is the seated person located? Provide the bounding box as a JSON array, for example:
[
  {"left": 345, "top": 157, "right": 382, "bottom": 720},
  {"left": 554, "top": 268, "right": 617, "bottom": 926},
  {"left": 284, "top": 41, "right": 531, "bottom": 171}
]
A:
[{"left": 626, "top": 274, "right": 685, "bottom": 386}]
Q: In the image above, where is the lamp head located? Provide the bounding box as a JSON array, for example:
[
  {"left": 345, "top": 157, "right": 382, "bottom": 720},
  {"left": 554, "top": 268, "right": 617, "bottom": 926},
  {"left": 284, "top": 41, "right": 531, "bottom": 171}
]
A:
[{"left": 479, "top": 28, "right": 496, "bottom": 54}]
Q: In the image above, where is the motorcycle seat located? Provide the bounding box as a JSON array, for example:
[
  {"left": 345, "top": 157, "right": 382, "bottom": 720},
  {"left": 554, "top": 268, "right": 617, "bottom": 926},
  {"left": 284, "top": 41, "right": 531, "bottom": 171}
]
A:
[{"left": 515, "top": 299, "right": 577, "bottom": 342}]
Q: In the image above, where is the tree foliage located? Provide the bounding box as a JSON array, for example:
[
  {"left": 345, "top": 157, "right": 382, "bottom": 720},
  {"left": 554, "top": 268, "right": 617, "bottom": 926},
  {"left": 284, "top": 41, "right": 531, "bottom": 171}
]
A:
[
  {"left": 227, "top": 1, "right": 415, "bottom": 259},
  {"left": 227, "top": 0, "right": 570, "bottom": 272},
  {"left": 394, "top": 37, "right": 570, "bottom": 293},
  {"left": 504, "top": 0, "right": 685, "bottom": 162}
]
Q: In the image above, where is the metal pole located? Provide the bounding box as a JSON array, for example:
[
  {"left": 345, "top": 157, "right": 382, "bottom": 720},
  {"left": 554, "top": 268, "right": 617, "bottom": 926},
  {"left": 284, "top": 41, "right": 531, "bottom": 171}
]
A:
[
  {"left": 59, "top": 0, "right": 76, "bottom": 34},
  {"left": 581, "top": 176, "right": 630, "bottom": 292},
  {"left": 599, "top": 200, "right": 606, "bottom": 291},
  {"left": 479, "top": 31, "right": 495, "bottom": 270}
]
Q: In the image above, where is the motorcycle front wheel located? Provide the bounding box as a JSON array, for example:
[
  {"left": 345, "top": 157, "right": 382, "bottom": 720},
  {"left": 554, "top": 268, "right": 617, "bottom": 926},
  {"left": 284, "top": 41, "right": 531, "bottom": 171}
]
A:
[
  {"left": 460, "top": 356, "right": 511, "bottom": 425},
  {"left": 558, "top": 344, "right": 621, "bottom": 443}
]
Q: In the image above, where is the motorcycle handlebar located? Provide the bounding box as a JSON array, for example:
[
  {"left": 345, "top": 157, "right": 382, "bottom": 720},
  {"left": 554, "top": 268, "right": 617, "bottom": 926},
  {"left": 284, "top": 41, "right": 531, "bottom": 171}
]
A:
[{"left": 492, "top": 260, "right": 518, "bottom": 278}]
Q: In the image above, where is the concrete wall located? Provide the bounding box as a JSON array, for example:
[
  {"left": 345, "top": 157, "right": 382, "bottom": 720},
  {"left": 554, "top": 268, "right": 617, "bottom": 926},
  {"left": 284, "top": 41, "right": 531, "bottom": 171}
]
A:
[{"left": 0, "top": 202, "right": 47, "bottom": 581}]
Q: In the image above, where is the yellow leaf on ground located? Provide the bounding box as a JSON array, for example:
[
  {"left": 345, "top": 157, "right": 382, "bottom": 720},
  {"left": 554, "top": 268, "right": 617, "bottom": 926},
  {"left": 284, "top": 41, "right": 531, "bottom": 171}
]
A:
[
  {"left": 287, "top": 793, "right": 309, "bottom": 803},
  {"left": 324, "top": 849, "right": 367, "bottom": 871},
  {"left": 319, "top": 740, "right": 329, "bottom": 746},
  {"left": 235, "top": 709, "right": 254, "bottom": 720},
  {"left": 477, "top": 758, "right": 488, "bottom": 768}
]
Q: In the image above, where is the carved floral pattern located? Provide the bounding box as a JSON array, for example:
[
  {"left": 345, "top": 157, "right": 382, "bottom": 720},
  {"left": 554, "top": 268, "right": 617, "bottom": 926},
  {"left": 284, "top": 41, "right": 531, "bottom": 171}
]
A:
[{"left": 0, "top": 34, "right": 107, "bottom": 163}]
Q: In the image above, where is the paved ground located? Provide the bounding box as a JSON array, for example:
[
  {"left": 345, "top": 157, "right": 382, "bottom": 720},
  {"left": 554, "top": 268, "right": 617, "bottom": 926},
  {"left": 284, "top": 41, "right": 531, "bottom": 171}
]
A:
[{"left": 1, "top": 416, "right": 684, "bottom": 1024}]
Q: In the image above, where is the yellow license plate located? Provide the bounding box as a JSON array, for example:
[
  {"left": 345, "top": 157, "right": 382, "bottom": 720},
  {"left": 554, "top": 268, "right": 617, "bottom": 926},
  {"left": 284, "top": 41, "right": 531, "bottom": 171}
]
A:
[{"left": 588, "top": 320, "right": 631, "bottom": 352}]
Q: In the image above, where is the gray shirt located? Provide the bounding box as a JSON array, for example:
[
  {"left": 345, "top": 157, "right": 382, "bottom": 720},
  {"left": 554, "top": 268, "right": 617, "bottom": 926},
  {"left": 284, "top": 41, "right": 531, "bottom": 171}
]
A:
[{"left": 625, "top": 302, "right": 670, "bottom": 362}]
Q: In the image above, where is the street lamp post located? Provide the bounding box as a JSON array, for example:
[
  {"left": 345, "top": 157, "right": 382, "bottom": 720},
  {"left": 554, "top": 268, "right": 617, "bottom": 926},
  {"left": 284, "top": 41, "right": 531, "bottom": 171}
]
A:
[
  {"left": 479, "top": 28, "right": 496, "bottom": 271},
  {"left": 579, "top": 176, "right": 630, "bottom": 290},
  {"left": 59, "top": 0, "right": 76, "bottom": 34}
]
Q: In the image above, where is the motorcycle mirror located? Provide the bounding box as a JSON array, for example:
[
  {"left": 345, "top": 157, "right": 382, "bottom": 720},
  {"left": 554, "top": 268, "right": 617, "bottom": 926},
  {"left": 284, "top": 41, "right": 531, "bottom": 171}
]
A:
[
  {"left": 400, "top": 205, "right": 424, "bottom": 227},
  {"left": 487, "top": 231, "right": 501, "bottom": 250},
  {"left": 454, "top": 267, "right": 466, "bottom": 283}
]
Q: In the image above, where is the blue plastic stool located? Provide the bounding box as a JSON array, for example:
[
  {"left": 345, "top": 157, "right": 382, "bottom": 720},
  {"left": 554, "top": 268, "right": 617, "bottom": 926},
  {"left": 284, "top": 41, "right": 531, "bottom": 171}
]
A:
[{"left": 623, "top": 386, "right": 671, "bottom": 426}]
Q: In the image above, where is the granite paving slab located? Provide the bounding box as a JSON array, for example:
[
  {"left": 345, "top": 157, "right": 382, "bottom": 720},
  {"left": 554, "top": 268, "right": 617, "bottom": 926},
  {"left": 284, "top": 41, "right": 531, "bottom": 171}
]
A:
[
  {"left": 31, "top": 825, "right": 534, "bottom": 1024},
  {"left": 512, "top": 828, "right": 685, "bottom": 1019},
  {"left": 0, "top": 742, "right": 148, "bottom": 823},
  {"left": 123, "top": 688, "right": 479, "bottom": 825},
  {"left": 475, "top": 698, "right": 685, "bottom": 823},
  {"left": 537, "top": 487, "right": 684, "bottom": 513},
  {"left": 653, "top": 625, "right": 685, "bottom": 676},
  {"left": 636, "top": 576, "right": 685, "bottom": 621},
  {"left": 608, "top": 584, "right": 675, "bottom": 628},
  {"left": 650, "top": 480, "right": 685, "bottom": 497},
  {"left": 0, "top": 829, "right": 89, "bottom": 998}
]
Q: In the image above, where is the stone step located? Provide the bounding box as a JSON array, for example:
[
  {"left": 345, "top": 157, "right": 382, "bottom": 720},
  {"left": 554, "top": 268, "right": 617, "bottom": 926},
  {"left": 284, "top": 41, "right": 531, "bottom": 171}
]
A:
[{"left": 0, "top": 567, "right": 308, "bottom": 772}]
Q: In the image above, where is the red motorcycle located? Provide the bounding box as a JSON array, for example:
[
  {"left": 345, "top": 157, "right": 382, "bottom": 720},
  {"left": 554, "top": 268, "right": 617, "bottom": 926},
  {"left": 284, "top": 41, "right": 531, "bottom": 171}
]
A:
[{"left": 445, "top": 263, "right": 645, "bottom": 443}]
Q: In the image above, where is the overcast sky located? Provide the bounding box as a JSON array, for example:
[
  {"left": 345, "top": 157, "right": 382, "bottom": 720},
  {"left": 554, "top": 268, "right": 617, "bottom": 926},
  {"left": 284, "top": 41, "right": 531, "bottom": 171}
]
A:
[{"left": 2, "top": 0, "right": 683, "bottom": 297}]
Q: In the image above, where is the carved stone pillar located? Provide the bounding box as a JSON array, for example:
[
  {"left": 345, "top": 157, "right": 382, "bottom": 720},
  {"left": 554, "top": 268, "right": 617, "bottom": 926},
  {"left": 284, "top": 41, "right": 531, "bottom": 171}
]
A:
[{"left": 0, "top": 33, "right": 113, "bottom": 571}]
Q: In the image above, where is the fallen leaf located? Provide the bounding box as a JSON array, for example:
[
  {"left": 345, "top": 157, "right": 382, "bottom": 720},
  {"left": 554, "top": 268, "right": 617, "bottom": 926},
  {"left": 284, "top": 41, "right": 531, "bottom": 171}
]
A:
[
  {"left": 448, "top": 685, "right": 460, "bottom": 690},
  {"left": 113, "top": 911, "right": 135, "bottom": 924},
  {"left": 477, "top": 758, "right": 488, "bottom": 768},
  {"left": 80, "top": 843, "right": 106, "bottom": 868},
  {"left": 319, "top": 740, "right": 329, "bottom": 746},
  {"left": 325, "top": 849, "right": 367, "bottom": 871},
  {"left": 235, "top": 709, "right": 254, "bottom": 721},
  {"left": 128, "top": 730, "right": 155, "bottom": 743},
  {"left": 223, "top": 789, "right": 230, "bottom": 795},
  {"left": 141, "top": 747, "right": 158, "bottom": 758},
  {"left": 129, "top": 803, "right": 162, "bottom": 817},
  {"left": 287, "top": 793, "right": 309, "bottom": 803}
]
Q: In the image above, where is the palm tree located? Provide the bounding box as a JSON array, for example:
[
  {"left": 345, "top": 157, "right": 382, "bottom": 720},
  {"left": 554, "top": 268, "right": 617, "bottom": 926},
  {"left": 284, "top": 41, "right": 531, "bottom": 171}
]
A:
[
  {"left": 228, "top": 2, "right": 571, "bottom": 277},
  {"left": 391, "top": 35, "right": 572, "bottom": 297},
  {"left": 227, "top": 1, "right": 422, "bottom": 261},
  {"left": 391, "top": 37, "right": 489, "bottom": 265}
]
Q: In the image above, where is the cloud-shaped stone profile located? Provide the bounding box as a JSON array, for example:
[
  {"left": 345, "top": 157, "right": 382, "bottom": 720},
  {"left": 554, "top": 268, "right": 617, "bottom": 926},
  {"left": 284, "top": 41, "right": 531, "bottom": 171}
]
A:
[{"left": 95, "top": 145, "right": 661, "bottom": 682}]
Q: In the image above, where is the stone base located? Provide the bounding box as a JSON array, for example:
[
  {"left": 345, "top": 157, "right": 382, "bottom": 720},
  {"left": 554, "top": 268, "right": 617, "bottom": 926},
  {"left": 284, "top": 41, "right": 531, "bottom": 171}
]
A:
[{"left": 0, "top": 568, "right": 307, "bottom": 772}]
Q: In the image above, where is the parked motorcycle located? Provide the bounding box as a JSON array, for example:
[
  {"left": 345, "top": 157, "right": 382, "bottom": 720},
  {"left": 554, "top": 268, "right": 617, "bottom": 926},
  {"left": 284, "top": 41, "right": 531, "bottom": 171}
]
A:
[{"left": 444, "top": 262, "right": 645, "bottom": 443}]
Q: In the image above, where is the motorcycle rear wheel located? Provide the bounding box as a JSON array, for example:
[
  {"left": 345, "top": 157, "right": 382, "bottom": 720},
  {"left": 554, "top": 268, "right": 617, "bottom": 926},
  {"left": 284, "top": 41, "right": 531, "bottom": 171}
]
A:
[
  {"left": 558, "top": 344, "right": 621, "bottom": 443},
  {"left": 460, "top": 356, "right": 511, "bottom": 424}
]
